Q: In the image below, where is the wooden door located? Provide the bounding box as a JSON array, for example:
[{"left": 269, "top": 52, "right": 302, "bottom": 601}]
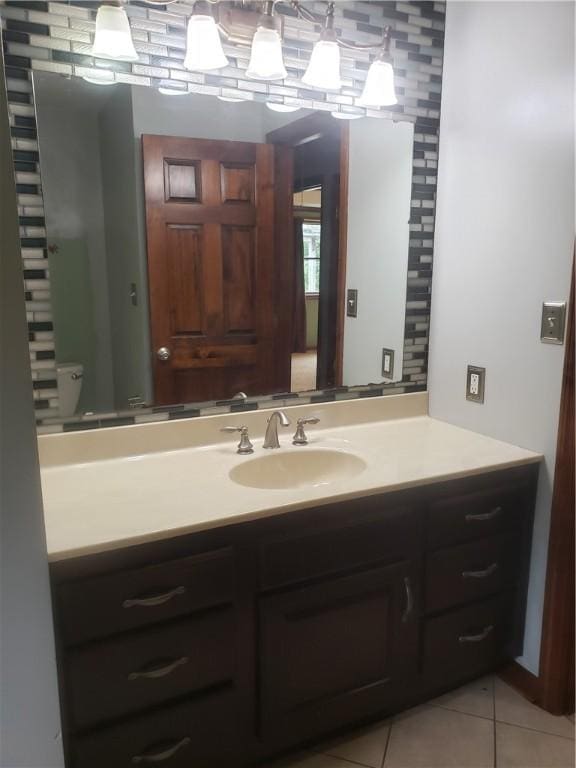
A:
[
  {"left": 259, "top": 560, "right": 418, "bottom": 740},
  {"left": 143, "top": 135, "right": 290, "bottom": 405}
]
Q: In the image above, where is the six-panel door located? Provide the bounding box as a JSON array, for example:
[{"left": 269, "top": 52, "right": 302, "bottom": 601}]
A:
[{"left": 143, "top": 135, "right": 291, "bottom": 404}]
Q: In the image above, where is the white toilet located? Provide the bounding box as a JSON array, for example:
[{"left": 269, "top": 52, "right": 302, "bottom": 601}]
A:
[{"left": 56, "top": 363, "right": 84, "bottom": 418}]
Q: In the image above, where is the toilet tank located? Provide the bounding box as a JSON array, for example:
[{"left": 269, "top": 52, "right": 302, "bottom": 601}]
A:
[{"left": 56, "top": 363, "right": 83, "bottom": 418}]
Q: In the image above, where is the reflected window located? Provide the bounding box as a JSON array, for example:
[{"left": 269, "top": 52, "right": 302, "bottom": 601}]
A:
[{"left": 302, "top": 221, "right": 321, "bottom": 296}]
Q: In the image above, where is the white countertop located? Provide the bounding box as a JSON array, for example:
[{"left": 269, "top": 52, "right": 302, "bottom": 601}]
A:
[{"left": 40, "top": 399, "right": 541, "bottom": 562}]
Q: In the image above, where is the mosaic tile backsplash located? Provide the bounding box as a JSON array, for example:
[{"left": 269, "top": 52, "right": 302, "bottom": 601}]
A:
[{"left": 0, "top": 0, "right": 444, "bottom": 433}]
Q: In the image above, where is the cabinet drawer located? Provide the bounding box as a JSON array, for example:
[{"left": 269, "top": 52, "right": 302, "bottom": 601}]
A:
[
  {"left": 425, "top": 534, "right": 520, "bottom": 614},
  {"left": 58, "top": 547, "right": 235, "bottom": 646},
  {"left": 72, "top": 686, "right": 244, "bottom": 768},
  {"left": 423, "top": 593, "right": 514, "bottom": 683},
  {"left": 427, "top": 486, "right": 525, "bottom": 550},
  {"left": 67, "top": 607, "right": 236, "bottom": 729},
  {"left": 259, "top": 504, "right": 418, "bottom": 590}
]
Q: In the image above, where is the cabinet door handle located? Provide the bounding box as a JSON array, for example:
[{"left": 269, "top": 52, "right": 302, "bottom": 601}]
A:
[
  {"left": 128, "top": 656, "right": 189, "bottom": 681},
  {"left": 131, "top": 736, "right": 191, "bottom": 764},
  {"left": 462, "top": 562, "right": 498, "bottom": 579},
  {"left": 459, "top": 624, "right": 494, "bottom": 643},
  {"left": 123, "top": 586, "right": 186, "bottom": 609},
  {"left": 402, "top": 576, "right": 414, "bottom": 623},
  {"left": 465, "top": 506, "right": 502, "bottom": 522}
]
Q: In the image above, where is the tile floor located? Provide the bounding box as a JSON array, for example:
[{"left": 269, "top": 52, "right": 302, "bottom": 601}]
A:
[{"left": 266, "top": 676, "right": 575, "bottom": 768}]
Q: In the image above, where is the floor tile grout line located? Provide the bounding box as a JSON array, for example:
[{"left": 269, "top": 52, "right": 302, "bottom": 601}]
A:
[
  {"left": 495, "top": 719, "right": 576, "bottom": 742},
  {"left": 428, "top": 702, "right": 495, "bottom": 723},
  {"left": 312, "top": 745, "right": 375, "bottom": 768},
  {"left": 380, "top": 716, "right": 394, "bottom": 768}
]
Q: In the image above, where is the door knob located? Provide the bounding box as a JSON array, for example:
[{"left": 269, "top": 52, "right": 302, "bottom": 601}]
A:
[{"left": 156, "top": 346, "right": 171, "bottom": 361}]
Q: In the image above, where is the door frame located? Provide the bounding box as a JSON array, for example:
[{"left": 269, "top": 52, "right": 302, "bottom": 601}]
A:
[
  {"left": 501, "top": 254, "right": 575, "bottom": 714},
  {"left": 266, "top": 114, "right": 348, "bottom": 388}
]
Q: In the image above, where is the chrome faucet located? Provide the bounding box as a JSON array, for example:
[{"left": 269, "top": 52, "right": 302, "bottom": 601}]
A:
[{"left": 263, "top": 411, "right": 290, "bottom": 449}]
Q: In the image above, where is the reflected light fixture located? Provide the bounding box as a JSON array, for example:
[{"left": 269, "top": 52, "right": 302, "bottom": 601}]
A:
[
  {"left": 331, "top": 111, "right": 362, "bottom": 120},
  {"left": 301, "top": 2, "right": 341, "bottom": 91},
  {"left": 82, "top": 70, "right": 116, "bottom": 86},
  {"left": 358, "top": 27, "right": 398, "bottom": 107},
  {"left": 158, "top": 86, "right": 187, "bottom": 95},
  {"left": 218, "top": 95, "right": 244, "bottom": 102},
  {"left": 246, "top": 1, "right": 287, "bottom": 81},
  {"left": 184, "top": 0, "right": 228, "bottom": 72},
  {"left": 91, "top": 2, "right": 138, "bottom": 62},
  {"left": 266, "top": 103, "right": 300, "bottom": 113}
]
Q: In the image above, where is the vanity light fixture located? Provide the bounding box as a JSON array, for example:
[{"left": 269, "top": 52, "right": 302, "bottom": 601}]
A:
[
  {"left": 266, "top": 102, "right": 300, "bottom": 113},
  {"left": 91, "top": 2, "right": 138, "bottom": 63},
  {"left": 301, "top": 2, "right": 341, "bottom": 91},
  {"left": 217, "top": 95, "right": 245, "bottom": 102},
  {"left": 357, "top": 27, "right": 398, "bottom": 107},
  {"left": 183, "top": 0, "right": 229, "bottom": 72},
  {"left": 246, "top": 1, "right": 287, "bottom": 81}
]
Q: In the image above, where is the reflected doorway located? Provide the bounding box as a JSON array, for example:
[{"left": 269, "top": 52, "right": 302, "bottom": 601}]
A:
[{"left": 291, "top": 189, "right": 321, "bottom": 391}]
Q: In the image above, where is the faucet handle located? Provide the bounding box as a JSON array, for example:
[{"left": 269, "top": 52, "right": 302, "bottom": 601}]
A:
[
  {"left": 220, "top": 425, "right": 254, "bottom": 455},
  {"left": 293, "top": 416, "right": 320, "bottom": 446}
]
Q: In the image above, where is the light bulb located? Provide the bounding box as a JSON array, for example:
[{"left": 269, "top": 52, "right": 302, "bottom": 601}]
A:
[
  {"left": 246, "top": 26, "right": 287, "bottom": 80},
  {"left": 357, "top": 59, "right": 397, "bottom": 107},
  {"left": 91, "top": 4, "right": 138, "bottom": 62},
  {"left": 266, "top": 103, "right": 300, "bottom": 113},
  {"left": 184, "top": 13, "right": 228, "bottom": 71},
  {"left": 302, "top": 39, "right": 341, "bottom": 91}
]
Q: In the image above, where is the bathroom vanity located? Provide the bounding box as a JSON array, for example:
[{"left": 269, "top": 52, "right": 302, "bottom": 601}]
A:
[{"left": 41, "top": 399, "right": 540, "bottom": 768}]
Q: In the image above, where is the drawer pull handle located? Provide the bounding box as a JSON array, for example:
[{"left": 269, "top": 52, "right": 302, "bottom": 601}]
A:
[
  {"left": 132, "top": 736, "right": 191, "bottom": 764},
  {"left": 123, "top": 586, "right": 186, "bottom": 609},
  {"left": 465, "top": 506, "right": 502, "bottom": 523},
  {"left": 128, "top": 656, "right": 189, "bottom": 681},
  {"left": 462, "top": 562, "right": 498, "bottom": 579},
  {"left": 402, "top": 576, "right": 414, "bottom": 623},
  {"left": 459, "top": 624, "right": 494, "bottom": 643}
]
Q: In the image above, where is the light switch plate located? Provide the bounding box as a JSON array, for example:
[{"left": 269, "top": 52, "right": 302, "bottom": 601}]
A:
[
  {"left": 540, "top": 301, "right": 566, "bottom": 344},
  {"left": 466, "top": 365, "right": 485, "bottom": 403},
  {"left": 346, "top": 289, "right": 358, "bottom": 318},
  {"left": 381, "top": 348, "right": 395, "bottom": 379}
]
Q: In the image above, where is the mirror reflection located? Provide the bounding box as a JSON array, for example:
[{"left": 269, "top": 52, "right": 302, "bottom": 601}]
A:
[{"left": 34, "top": 72, "right": 413, "bottom": 418}]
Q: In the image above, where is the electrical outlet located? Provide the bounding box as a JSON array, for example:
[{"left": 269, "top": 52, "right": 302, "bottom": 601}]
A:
[
  {"left": 381, "top": 348, "right": 395, "bottom": 379},
  {"left": 466, "top": 365, "right": 485, "bottom": 403}
]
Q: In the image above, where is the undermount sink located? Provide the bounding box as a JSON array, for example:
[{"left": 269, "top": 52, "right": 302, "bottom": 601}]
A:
[{"left": 229, "top": 449, "right": 367, "bottom": 490}]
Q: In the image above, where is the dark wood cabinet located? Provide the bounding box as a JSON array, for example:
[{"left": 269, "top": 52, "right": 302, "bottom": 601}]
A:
[
  {"left": 50, "top": 464, "right": 538, "bottom": 768},
  {"left": 260, "top": 560, "right": 418, "bottom": 741}
]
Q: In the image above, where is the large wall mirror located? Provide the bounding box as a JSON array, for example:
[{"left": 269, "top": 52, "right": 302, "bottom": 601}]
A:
[{"left": 32, "top": 71, "right": 414, "bottom": 422}]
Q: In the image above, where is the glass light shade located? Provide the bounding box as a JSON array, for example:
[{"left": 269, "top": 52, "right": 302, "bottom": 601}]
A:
[
  {"left": 91, "top": 5, "right": 138, "bottom": 62},
  {"left": 357, "top": 59, "right": 397, "bottom": 107},
  {"left": 266, "top": 103, "right": 300, "bottom": 113},
  {"left": 302, "top": 39, "right": 341, "bottom": 90},
  {"left": 331, "top": 111, "right": 362, "bottom": 120},
  {"left": 82, "top": 70, "right": 116, "bottom": 86},
  {"left": 184, "top": 14, "right": 228, "bottom": 71},
  {"left": 246, "top": 27, "right": 287, "bottom": 81},
  {"left": 218, "top": 95, "right": 244, "bottom": 102}
]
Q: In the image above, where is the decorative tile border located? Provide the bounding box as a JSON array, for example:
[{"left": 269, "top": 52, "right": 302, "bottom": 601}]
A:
[{"left": 0, "top": 0, "right": 444, "bottom": 433}]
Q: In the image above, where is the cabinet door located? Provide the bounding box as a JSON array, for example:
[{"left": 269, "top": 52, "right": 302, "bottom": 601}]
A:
[{"left": 259, "top": 561, "right": 418, "bottom": 740}]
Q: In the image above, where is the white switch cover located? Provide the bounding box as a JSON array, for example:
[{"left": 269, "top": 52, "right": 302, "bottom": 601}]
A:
[
  {"left": 381, "top": 348, "right": 395, "bottom": 379},
  {"left": 466, "top": 365, "right": 485, "bottom": 403}
]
